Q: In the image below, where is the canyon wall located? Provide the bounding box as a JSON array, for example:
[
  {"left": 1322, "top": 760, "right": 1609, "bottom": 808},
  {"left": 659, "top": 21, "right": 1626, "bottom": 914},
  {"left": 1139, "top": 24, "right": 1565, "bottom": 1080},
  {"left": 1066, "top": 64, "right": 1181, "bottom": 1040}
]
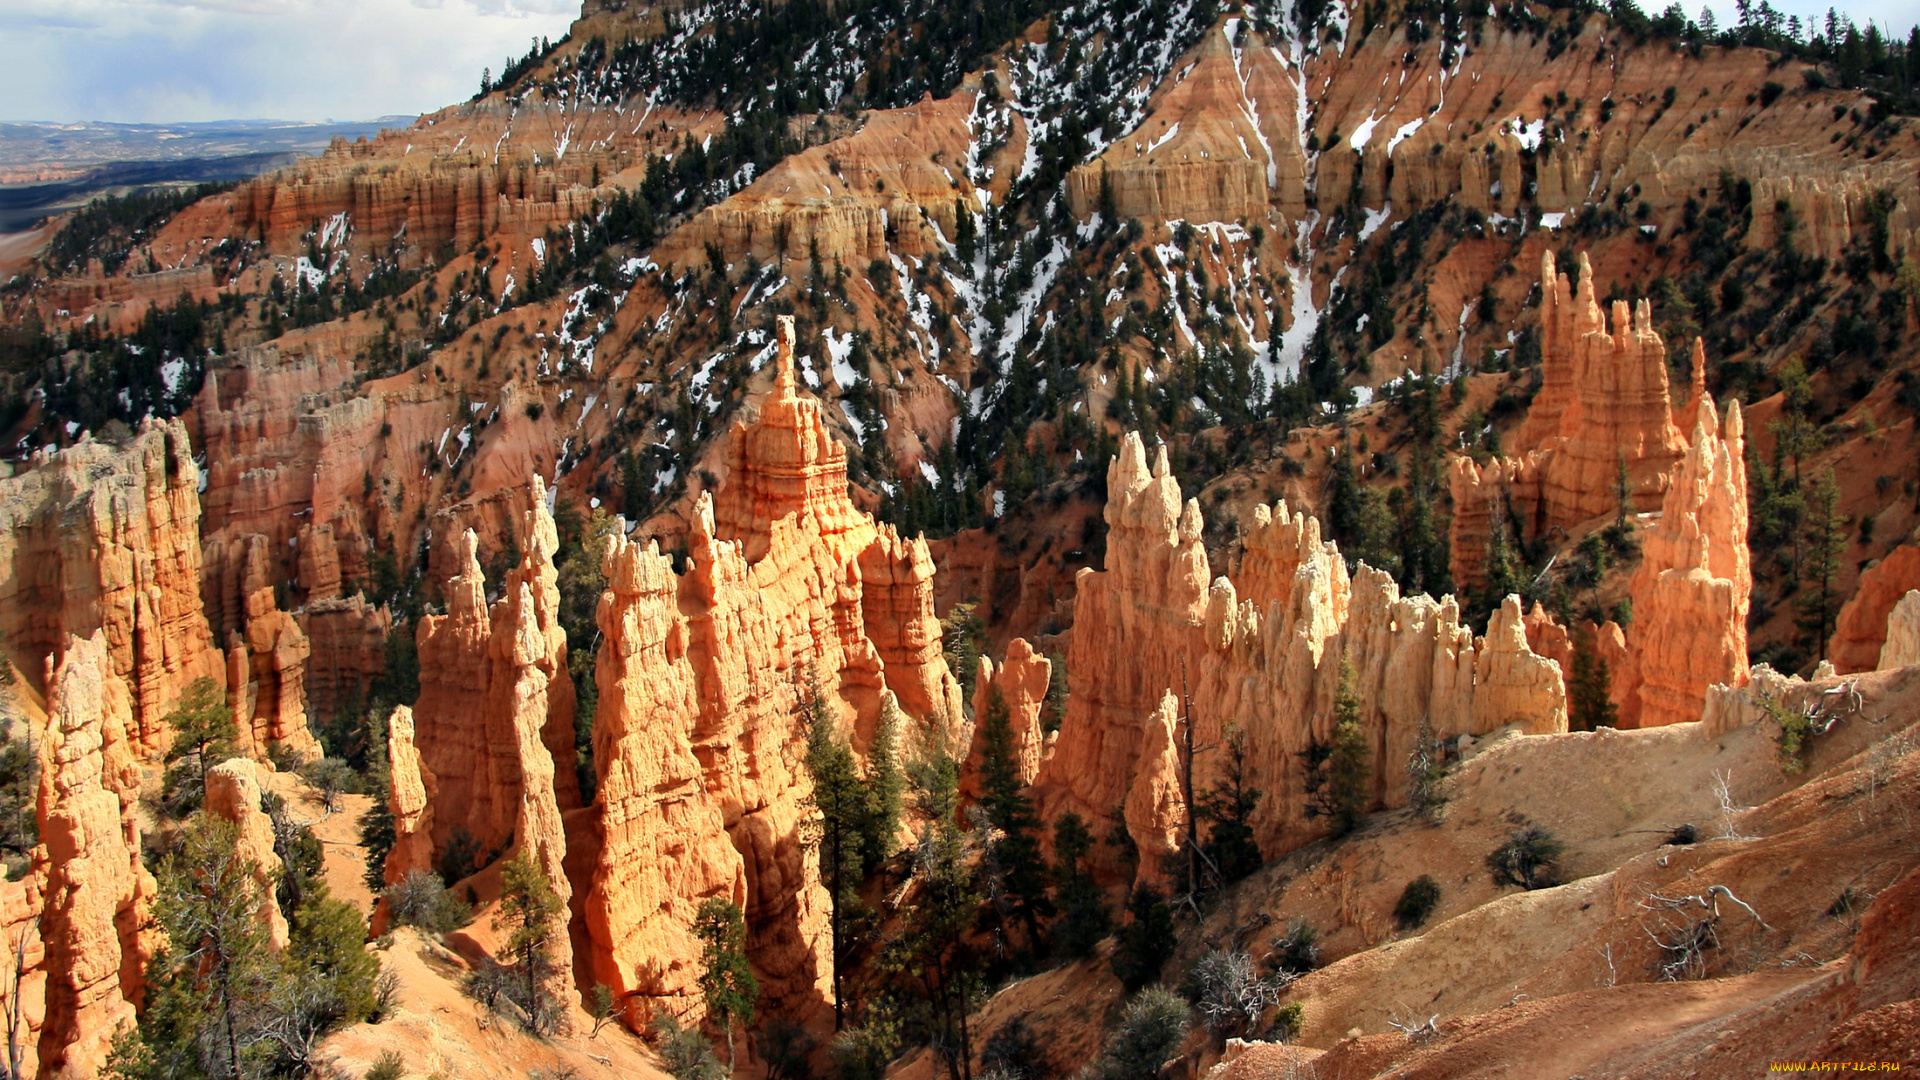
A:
[
  {"left": 1036, "top": 433, "right": 1568, "bottom": 876},
  {"left": 0, "top": 420, "right": 225, "bottom": 752},
  {"left": 1831, "top": 545, "right": 1920, "bottom": 675}
]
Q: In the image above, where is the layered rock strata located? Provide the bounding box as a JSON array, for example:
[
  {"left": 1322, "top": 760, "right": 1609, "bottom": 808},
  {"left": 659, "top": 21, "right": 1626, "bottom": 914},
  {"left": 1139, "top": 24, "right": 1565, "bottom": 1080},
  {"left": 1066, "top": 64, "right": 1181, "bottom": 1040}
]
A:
[
  {"left": 584, "top": 318, "right": 963, "bottom": 1027},
  {"left": 1831, "top": 545, "right": 1920, "bottom": 674},
  {"left": 35, "top": 631, "right": 157, "bottom": 1078},
  {"left": 207, "top": 533, "right": 319, "bottom": 761},
  {"left": 0, "top": 420, "right": 224, "bottom": 750},
  {"left": 1037, "top": 433, "right": 1567, "bottom": 873},
  {"left": 410, "top": 476, "right": 578, "bottom": 864}
]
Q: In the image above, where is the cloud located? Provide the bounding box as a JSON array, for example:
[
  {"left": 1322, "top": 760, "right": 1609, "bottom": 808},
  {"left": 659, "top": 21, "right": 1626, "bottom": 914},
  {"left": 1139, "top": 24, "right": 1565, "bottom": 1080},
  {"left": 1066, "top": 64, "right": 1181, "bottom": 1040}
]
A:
[{"left": 0, "top": 0, "right": 580, "bottom": 123}]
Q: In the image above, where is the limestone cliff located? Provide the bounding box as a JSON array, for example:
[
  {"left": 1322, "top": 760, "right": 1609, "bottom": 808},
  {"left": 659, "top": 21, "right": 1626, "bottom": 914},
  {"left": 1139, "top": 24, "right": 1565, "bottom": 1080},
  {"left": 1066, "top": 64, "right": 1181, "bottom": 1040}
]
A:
[
  {"left": 584, "top": 318, "right": 962, "bottom": 1027},
  {"left": 1831, "top": 546, "right": 1920, "bottom": 675}
]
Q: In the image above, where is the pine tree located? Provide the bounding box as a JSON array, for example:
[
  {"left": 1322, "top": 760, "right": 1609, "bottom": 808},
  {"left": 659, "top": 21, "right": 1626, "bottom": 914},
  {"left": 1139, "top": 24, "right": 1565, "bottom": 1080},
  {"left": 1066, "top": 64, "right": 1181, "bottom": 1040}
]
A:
[
  {"left": 497, "top": 852, "right": 564, "bottom": 1035},
  {"left": 859, "top": 696, "right": 905, "bottom": 869},
  {"left": 695, "top": 898, "right": 758, "bottom": 1069},
  {"left": 885, "top": 817, "right": 978, "bottom": 1080},
  {"left": 161, "top": 677, "right": 237, "bottom": 815},
  {"left": 1304, "top": 659, "right": 1371, "bottom": 838},
  {"left": 804, "top": 682, "right": 867, "bottom": 1028},
  {"left": 1110, "top": 887, "right": 1175, "bottom": 993},
  {"left": 1199, "top": 724, "right": 1263, "bottom": 884},
  {"left": 1567, "top": 627, "right": 1619, "bottom": 731},
  {"left": 1798, "top": 468, "right": 1850, "bottom": 661},
  {"left": 974, "top": 687, "right": 1052, "bottom": 958},
  {"left": 1049, "top": 812, "right": 1109, "bottom": 960}
]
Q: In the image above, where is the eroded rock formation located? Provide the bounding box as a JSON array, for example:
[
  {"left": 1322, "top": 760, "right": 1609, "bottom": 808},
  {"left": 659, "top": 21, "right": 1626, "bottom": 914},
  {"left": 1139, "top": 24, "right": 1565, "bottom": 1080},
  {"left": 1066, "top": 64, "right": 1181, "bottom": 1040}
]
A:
[
  {"left": 1878, "top": 591, "right": 1920, "bottom": 671},
  {"left": 0, "top": 420, "right": 224, "bottom": 751},
  {"left": 1037, "top": 433, "right": 1567, "bottom": 872},
  {"left": 35, "top": 631, "right": 157, "bottom": 1078},
  {"left": 960, "top": 639, "right": 1052, "bottom": 805},
  {"left": 584, "top": 317, "right": 962, "bottom": 1027},
  {"left": 204, "top": 759, "right": 291, "bottom": 951},
  {"left": 1832, "top": 546, "right": 1920, "bottom": 674},
  {"left": 1451, "top": 252, "right": 1690, "bottom": 591},
  {"left": 1624, "top": 394, "right": 1751, "bottom": 728},
  {"left": 207, "top": 533, "right": 319, "bottom": 762}
]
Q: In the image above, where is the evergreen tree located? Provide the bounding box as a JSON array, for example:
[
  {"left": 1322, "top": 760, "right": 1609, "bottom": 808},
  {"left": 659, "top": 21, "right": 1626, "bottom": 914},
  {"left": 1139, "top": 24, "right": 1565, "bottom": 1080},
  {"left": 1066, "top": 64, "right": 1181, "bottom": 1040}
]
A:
[
  {"left": 885, "top": 816, "right": 979, "bottom": 1080},
  {"left": 1798, "top": 468, "right": 1850, "bottom": 661},
  {"left": 161, "top": 677, "right": 238, "bottom": 815},
  {"left": 1567, "top": 628, "right": 1619, "bottom": 731},
  {"left": 974, "top": 687, "right": 1052, "bottom": 958},
  {"left": 497, "top": 852, "right": 565, "bottom": 1035},
  {"left": 804, "top": 683, "right": 868, "bottom": 1028},
  {"left": 859, "top": 696, "right": 906, "bottom": 869},
  {"left": 1049, "top": 812, "right": 1109, "bottom": 960},
  {"left": 1303, "top": 659, "right": 1370, "bottom": 838},
  {"left": 1198, "top": 724, "right": 1263, "bottom": 884},
  {"left": 695, "top": 898, "right": 758, "bottom": 1069},
  {"left": 1110, "top": 887, "right": 1175, "bottom": 993},
  {"left": 143, "top": 816, "right": 282, "bottom": 1079}
]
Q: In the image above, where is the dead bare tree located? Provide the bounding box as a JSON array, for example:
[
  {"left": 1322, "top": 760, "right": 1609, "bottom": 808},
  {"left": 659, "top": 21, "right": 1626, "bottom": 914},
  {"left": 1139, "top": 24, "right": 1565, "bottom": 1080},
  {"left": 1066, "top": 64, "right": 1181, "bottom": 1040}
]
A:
[
  {"left": 1639, "top": 884, "right": 1772, "bottom": 981},
  {"left": 0, "top": 915, "right": 36, "bottom": 1080},
  {"left": 1386, "top": 1006, "right": 1441, "bottom": 1041}
]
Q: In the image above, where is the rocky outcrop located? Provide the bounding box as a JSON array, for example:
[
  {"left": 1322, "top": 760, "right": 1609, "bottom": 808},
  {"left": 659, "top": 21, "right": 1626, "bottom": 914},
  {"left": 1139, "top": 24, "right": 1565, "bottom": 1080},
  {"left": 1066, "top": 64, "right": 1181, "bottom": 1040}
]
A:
[
  {"left": 1832, "top": 546, "right": 1920, "bottom": 674},
  {"left": 1123, "top": 691, "right": 1185, "bottom": 894},
  {"left": 1878, "top": 591, "right": 1920, "bottom": 671},
  {"left": 1452, "top": 252, "right": 1689, "bottom": 590},
  {"left": 584, "top": 318, "right": 962, "bottom": 1028},
  {"left": 300, "top": 595, "right": 392, "bottom": 726},
  {"left": 1037, "top": 433, "right": 1568, "bottom": 873},
  {"left": 0, "top": 420, "right": 224, "bottom": 752},
  {"left": 960, "top": 639, "right": 1052, "bottom": 805},
  {"left": 411, "top": 475, "right": 581, "bottom": 866},
  {"left": 35, "top": 631, "right": 157, "bottom": 1078},
  {"left": 204, "top": 759, "right": 291, "bottom": 952},
  {"left": 370, "top": 705, "right": 437, "bottom": 936},
  {"left": 501, "top": 580, "right": 574, "bottom": 993},
  {"left": 1625, "top": 394, "right": 1751, "bottom": 728},
  {"left": 207, "top": 533, "right": 319, "bottom": 762}
]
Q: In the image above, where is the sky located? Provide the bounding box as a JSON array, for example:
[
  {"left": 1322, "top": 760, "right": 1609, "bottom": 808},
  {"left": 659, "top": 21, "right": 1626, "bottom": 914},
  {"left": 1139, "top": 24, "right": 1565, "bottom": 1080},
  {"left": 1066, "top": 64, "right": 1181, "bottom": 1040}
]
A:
[
  {"left": 0, "top": 0, "right": 1911, "bottom": 126},
  {"left": 0, "top": 0, "right": 582, "bottom": 124}
]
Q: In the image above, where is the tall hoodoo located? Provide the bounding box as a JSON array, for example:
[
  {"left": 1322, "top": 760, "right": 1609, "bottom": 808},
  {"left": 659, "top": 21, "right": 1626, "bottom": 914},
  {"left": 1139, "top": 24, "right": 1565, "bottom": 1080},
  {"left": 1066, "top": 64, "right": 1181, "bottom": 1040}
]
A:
[
  {"left": 584, "top": 325, "right": 964, "bottom": 1028},
  {"left": 36, "top": 631, "right": 157, "bottom": 1079},
  {"left": 960, "top": 639, "right": 1052, "bottom": 805},
  {"left": 1451, "top": 252, "right": 1688, "bottom": 591},
  {"left": 0, "top": 419, "right": 225, "bottom": 751},
  {"left": 203, "top": 759, "right": 292, "bottom": 952},
  {"left": 1037, "top": 431, "right": 1567, "bottom": 874},
  {"left": 1626, "top": 395, "right": 1751, "bottom": 727}
]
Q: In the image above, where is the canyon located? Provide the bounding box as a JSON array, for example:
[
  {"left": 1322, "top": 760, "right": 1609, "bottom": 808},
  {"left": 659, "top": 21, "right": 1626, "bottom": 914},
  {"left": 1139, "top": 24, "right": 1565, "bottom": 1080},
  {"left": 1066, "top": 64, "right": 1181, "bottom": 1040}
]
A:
[{"left": 0, "top": 0, "right": 1915, "bottom": 1076}]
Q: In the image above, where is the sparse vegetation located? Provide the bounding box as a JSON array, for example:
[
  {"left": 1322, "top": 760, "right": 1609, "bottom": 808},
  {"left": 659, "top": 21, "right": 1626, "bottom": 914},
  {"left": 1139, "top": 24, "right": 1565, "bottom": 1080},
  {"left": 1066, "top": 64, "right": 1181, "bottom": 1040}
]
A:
[
  {"left": 1486, "top": 820, "right": 1565, "bottom": 891},
  {"left": 1082, "top": 987, "right": 1190, "bottom": 1080},
  {"left": 1394, "top": 875, "right": 1443, "bottom": 929}
]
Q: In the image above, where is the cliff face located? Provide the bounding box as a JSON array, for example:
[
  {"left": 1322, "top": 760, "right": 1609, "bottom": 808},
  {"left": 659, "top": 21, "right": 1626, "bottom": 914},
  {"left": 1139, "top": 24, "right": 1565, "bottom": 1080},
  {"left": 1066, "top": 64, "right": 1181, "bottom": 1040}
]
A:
[
  {"left": 585, "top": 318, "right": 962, "bottom": 1027},
  {"left": 0, "top": 421, "right": 225, "bottom": 751},
  {"left": 35, "top": 631, "right": 157, "bottom": 1079},
  {"left": 1037, "top": 432, "right": 1567, "bottom": 874},
  {"left": 1831, "top": 545, "right": 1920, "bottom": 674}
]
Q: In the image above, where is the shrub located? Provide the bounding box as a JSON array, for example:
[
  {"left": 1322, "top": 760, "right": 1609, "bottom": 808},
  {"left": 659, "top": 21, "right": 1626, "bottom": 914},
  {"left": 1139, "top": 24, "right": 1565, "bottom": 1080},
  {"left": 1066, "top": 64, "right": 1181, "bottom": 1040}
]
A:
[
  {"left": 1394, "top": 875, "right": 1442, "bottom": 929},
  {"left": 651, "top": 1013, "right": 726, "bottom": 1080},
  {"left": 1271, "top": 918, "right": 1320, "bottom": 976},
  {"left": 980, "top": 1015, "right": 1047, "bottom": 1079},
  {"left": 1486, "top": 822, "right": 1564, "bottom": 890},
  {"left": 364, "top": 1051, "right": 405, "bottom": 1080},
  {"left": 1111, "top": 887, "right": 1176, "bottom": 992},
  {"left": 1271, "top": 1001, "right": 1304, "bottom": 1040},
  {"left": 1084, "top": 987, "right": 1191, "bottom": 1080},
  {"left": 385, "top": 870, "right": 471, "bottom": 934}
]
